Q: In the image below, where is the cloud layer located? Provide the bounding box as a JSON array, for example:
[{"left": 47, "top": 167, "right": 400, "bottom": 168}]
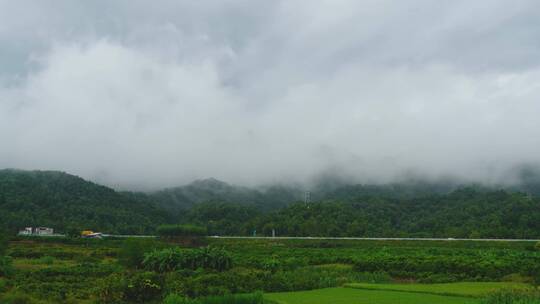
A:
[{"left": 1, "top": 0, "right": 540, "bottom": 189}]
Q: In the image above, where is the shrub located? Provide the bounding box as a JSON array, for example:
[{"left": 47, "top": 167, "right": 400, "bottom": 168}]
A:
[
  {"left": 0, "top": 255, "right": 14, "bottom": 276},
  {"left": 0, "top": 228, "right": 7, "bottom": 256},
  {"left": 164, "top": 294, "right": 187, "bottom": 304},
  {"left": 501, "top": 273, "right": 533, "bottom": 283},
  {"left": 157, "top": 225, "right": 207, "bottom": 238},
  {"left": 163, "top": 292, "right": 264, "bottom": 304},
  {"left": 34, "top": 256, "right": 55, "bottom": 265},
  {"left": 0, "top": 277, "right": 7, "bottom": 292},
  {"left": 480, "top": 288, "right": 540, "bottom": 304},
  {"left": 355, "top": 271, "right": 392, "bottom": 283},
  {"left": 118, "top": 238, "right": 163, "bottom": 269},
  {"left": 0, "top": 292, "right": 37, "bottom": 304},
  {"left": 97, "top": 271, "right": 163, "bottom": 304},
  {"left": 263, "top": 264, "right": 367, "bottom": 292},
  {"left": 123, "top": 271, "right": 162, "bottom": 303},
  {"left": 96, "top": 273, "right": 126, "bottom": 304},
  {"left": 143, "top": 247, "right": 232, "bottom": 273}
]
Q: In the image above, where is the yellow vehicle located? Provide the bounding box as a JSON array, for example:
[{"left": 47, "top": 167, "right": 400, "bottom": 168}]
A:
[
  {"left": 81, "top": 230, "right": 104, "bottom": 238},
  {"left": 81, "top": 230, "right": 94, "bottom": 236}
]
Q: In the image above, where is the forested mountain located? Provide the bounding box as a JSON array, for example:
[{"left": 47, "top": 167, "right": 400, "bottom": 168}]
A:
[
  {"left": 2, "top": 169, "right": 540, "bottom": 238},
  {"left": 0, "top": 169, "right": 171, "bottom": 234},
  {"left": 145, "top": 177, "right": 460, "bottom": 212},
  {"left": 142, "top": 167, "right": 540, "bottom": 212}
]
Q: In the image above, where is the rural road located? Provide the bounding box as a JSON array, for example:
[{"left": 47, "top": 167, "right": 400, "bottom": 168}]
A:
[
  {"left": 206, "top": 236, "right": 540, "bottom": 242},
  {"left": 103, "top": 235, "right": 540, "bottom": 242}
]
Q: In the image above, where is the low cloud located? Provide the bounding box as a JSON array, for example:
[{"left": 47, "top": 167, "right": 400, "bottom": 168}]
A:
[{"left": 1, "top": 1, "right": 540, "bottom": 189}]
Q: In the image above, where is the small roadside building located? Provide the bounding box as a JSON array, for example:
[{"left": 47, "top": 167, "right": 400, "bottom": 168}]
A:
[
  {"left": 35, "top": 227, "right": 54, "bottom": 235},
  {"left": 18, "top": 227, "right": 54, "bottom": 236},
  {"left": 18, "top": 227, "right": 33, "bottom": 235}
]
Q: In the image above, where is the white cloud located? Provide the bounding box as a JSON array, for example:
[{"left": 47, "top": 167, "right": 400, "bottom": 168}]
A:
[{"left": 1, "top": 1, "right": 540, "bottom": 189}]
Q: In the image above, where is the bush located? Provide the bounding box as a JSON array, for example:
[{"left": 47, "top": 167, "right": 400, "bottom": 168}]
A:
[
  {"left": 161, "top": 264, "right": 376, "bottom": 297},
  {"left": 501, "top": 273, "right": 533, "bottom": 283},
  {"left": 34, "top": 256, "right": 55, "bottom": 265},
  {"left": 118, "top": 238, "right": 163, "bottom": 269},
  {"left": 163, "top": 294, "right": 186, "bottom": 304},
  {"left": 0, "top": 228, "right": 7, "bottom": 256},
  {"left": 480, "top": 288, "right": 540, "bottom": 304},
  {"left": 0, "top": 292, "right": 37, "bottom": 304},
  {"left": 0, "top": 277, "right": 7, "bottom": 292},
  {"left": 0, "top": 255, "right": 14, "bottom": 276},
  {"left": 123, "top": 271, "right": 162, "bottom": 303},
  {"left": 355, "top": 271, "right": 392, "bottom": 283},
  {"left": 143, "top": 247, "right": 232, "bottom": 273},
  {"left": 96, "top": 273, "right": 126, "bottom": 304},
  {"left": 97, "top": 271, "right": 163, "bottom": 304},
  {"left": 163, "top": 292, "right": 264, "bottom": 304},
  {"left": 157, "top": 225, "right": 207, "bottom": 238},
  {"left": 352, "top": 252, "right": 525, "bottom": 282}
]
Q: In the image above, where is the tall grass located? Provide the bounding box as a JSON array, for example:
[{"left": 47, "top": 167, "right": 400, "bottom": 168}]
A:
[
  {"left": 480, "top": 289, "right": 540, "bottom": 304},
  {"left": 163, "top": 292, "right": 264, "bottom": 304}
]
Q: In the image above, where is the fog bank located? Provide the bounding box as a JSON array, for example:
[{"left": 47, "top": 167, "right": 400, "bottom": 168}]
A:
[{"left": 1, "top": 1, "right": 540, "bottom": 189}]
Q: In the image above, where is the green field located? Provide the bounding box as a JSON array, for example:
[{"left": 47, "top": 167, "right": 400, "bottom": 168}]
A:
[
  {"left": 266, "top": 287, "right": 476, "bottom": 304},
  {"left": 345, "top": 282, "right": 529, "bottom": 298}
]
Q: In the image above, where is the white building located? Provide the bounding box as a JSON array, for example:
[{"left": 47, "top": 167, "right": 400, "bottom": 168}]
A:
[
  {"left": 18, "top": 227, "right": 54, "bottom": 236},
  {"left": 35, "top": 227, "right": 54, "bottom": 235},
  {"left": 18, "top": 227, "right": 33, "bottom": 235}
]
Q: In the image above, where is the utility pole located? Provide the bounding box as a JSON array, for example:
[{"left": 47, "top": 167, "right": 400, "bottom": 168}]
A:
[{"left": 304, "top": 191, "right": 311, "bottom": 204}]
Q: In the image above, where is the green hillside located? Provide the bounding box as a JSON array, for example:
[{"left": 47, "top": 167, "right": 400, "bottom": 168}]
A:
[
  {"left": 2, "top": 169, "right": 540, "bottom": 238},
  {"left": 0, "top": 169, "right": 170, "bottom": 234}
]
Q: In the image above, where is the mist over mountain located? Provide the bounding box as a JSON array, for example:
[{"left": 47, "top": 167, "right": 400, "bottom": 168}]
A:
[
  {"left": 2, "top": 1, "right": 540, "bottom": 188},
  {"left": 145, "top": 178, "right": 303, "bottom": 211},
  {"left": 142, "top": 165, "right": 540, "bottom": 211}
]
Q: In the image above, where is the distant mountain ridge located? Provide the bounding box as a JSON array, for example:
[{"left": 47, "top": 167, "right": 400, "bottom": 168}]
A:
[
  {"left": 3, "top": 168, "right": 540, "bottom": 235},
  {"left": 143, "top": 168, "right": 540, "bottom": 212}
]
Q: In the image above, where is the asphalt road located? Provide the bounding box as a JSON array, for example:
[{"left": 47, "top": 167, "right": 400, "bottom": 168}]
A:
[
  {"left": 206, "top": 236, "right": 540, "bottom": 242},
  {"left": 22, "top": 234, "right": 540, "bottom": 242},
  {"left": 94, "top": 235, "right": 540, "bottom": 242}
]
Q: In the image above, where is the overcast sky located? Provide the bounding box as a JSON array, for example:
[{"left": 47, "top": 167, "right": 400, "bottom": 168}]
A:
[{"left": 1, "top": 1, "right": 540, "bottom": 189}]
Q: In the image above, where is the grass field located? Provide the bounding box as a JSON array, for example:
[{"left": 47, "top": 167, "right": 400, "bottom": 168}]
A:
[
  {"left": 265, "top": 287, "right": 476, "bottom": 304},
  {"left": 345, "top": 282, "right": 529, "bottom": 298}
]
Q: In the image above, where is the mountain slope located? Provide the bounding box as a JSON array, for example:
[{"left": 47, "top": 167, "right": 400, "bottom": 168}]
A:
[
  {"left": 236, "top": 188, "right": 540, "bottom": 238},
  {"left": 0, "top": 169, "right": 170, "bottom": 234}
]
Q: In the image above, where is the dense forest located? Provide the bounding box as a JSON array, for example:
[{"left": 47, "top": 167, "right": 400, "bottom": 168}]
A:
[
  {"left": 184, "top": 190, "right": 540, "bottom": 238},
  {"left": 145, "top": 178, "right": 302, "bottom": 212},
  {"left": 0, "top": 169, "right": 171, "bottom": 234},
  {"left": 1, "top": 169, "right": 540, "bottom": 238}
]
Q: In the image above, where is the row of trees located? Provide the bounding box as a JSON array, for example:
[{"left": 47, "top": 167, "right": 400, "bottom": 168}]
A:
[{"left": 182, "top": 189, "right": 540, "bottom": 238}]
